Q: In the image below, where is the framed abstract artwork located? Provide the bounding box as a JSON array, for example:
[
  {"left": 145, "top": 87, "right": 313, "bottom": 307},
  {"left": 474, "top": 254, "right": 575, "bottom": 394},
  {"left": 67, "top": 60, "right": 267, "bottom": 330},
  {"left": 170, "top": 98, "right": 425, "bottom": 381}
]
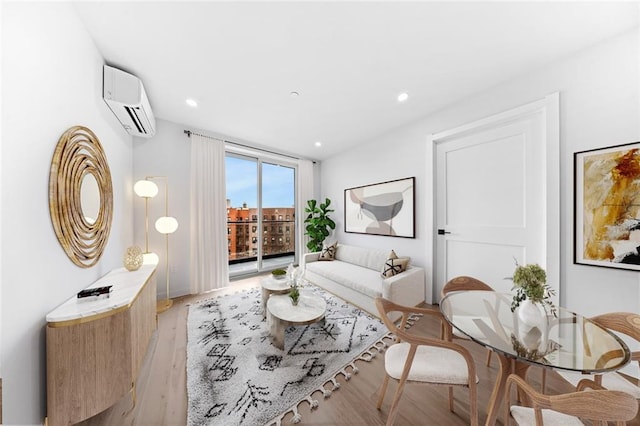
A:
[
  {"left": 574, "top": 141, "right": 640, "bottom": 270},
  {"left": 344, "top": 177, "right": 415, "bottom": 238}
]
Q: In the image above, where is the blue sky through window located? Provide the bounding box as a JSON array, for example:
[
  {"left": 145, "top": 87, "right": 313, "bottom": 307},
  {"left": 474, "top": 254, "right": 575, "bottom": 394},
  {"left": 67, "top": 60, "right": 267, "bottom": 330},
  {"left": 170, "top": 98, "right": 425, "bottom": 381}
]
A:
[{"left": 226, "top": 156, "right": 295, "bottom": 208}]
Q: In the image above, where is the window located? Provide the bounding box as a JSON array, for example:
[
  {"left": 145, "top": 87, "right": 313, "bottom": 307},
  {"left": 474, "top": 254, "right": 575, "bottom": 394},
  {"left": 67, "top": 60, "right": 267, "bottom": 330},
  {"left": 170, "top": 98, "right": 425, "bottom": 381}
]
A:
[{"left": 226, "top": 154, "right": 296, "bottom": 276}]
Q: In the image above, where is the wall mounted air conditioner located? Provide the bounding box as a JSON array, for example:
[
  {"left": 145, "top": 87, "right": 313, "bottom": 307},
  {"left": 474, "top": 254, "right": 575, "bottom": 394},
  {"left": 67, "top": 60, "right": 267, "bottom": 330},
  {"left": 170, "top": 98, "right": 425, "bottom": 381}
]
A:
[{"left": 103, "top": 65, "right": 156, "bottom": 137}]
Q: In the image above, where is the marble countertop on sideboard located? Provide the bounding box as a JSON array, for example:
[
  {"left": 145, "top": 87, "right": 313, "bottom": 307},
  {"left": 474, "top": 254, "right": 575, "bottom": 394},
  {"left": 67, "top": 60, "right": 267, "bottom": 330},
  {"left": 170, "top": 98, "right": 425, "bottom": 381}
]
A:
[{"left": 46, "top": 264, "right": 157, "bottom": 324}]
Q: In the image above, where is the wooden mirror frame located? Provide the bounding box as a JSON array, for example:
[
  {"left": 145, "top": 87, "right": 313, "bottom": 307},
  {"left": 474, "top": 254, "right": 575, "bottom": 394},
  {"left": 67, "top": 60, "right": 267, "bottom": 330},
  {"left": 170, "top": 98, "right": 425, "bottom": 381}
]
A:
[{"left": 49, "top": 126, "right": 113, "bottom": 267}]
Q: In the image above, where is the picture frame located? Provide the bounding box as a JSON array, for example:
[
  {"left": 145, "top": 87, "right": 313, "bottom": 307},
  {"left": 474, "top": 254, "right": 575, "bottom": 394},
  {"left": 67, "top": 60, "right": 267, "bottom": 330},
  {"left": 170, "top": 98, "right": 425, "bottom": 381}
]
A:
[
  {"left": 344, "top": 177, "right": 415, "bottom": 238},
  {"left": 574, "top": 141, "right": 640, "bottom": 271}
]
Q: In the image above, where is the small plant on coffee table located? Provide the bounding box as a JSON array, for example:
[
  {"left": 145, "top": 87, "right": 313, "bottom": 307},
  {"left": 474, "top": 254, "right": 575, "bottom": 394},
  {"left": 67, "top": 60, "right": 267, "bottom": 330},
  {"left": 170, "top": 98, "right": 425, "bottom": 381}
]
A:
[
  {"left": 271, "top": 268, "right": 286, "bottom": 280},
  {"left": 289, "top": 285, "right": 300, "bottom": 305}
]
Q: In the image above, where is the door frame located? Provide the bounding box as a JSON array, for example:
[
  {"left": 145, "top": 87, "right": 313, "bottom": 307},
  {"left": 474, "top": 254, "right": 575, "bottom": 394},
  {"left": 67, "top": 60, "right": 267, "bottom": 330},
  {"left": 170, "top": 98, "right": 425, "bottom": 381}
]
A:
[{"left": 426, "top": 92, "right": 560, "bottom": 305}]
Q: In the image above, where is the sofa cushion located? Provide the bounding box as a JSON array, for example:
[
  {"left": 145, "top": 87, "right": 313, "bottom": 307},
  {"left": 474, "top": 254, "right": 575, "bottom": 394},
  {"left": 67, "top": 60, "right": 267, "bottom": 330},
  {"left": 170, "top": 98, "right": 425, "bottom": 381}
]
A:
[
  {"left": 306, "top": 260, "right": 382, "bottom": 298},
  {"left": 381, "top": 250, "right": 410, "bottom": 278},
  {"left": 335, "top": 244, "right": 390, "bottom": 271},
  {"left": 318, "top": 241, "right": 337, "bottom": 261}
]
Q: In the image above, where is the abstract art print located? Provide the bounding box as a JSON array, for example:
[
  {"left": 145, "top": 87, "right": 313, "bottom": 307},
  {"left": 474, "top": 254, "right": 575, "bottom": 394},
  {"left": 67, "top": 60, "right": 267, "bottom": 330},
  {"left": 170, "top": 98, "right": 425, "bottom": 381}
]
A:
[
  {"left": 575, "top": 142, "right": 640, "bottom": 271},
  {"left": 344, "top": 177, "right": 415, "bottom": 238}
]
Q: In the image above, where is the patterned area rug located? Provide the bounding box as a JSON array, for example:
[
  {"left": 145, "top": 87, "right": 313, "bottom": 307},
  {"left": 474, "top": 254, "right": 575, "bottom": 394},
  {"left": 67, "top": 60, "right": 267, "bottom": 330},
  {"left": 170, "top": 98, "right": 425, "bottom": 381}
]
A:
[{"left": 186, "top": 285, "right": 389, "bottom": 426}]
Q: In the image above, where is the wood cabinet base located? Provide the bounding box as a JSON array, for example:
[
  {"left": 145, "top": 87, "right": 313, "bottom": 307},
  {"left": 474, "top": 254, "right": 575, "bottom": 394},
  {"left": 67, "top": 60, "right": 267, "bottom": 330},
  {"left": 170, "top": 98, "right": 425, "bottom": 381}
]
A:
[{"left": 46, "top": 269, "right": 156, "bottom": 426}]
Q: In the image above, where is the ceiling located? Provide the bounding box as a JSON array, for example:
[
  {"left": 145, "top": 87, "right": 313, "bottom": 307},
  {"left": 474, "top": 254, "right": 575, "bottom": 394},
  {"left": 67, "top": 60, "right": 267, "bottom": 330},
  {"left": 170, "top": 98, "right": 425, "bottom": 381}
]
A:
[{"left": 73, "top": 1, "right": 638, "bottom": 161}]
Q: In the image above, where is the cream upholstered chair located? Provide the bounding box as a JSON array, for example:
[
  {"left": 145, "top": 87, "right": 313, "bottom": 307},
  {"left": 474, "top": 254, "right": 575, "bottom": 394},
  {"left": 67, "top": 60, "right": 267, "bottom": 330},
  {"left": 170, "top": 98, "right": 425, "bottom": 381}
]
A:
[
  {"left": 374, "top": 297, "right": 478, "bottom": 426},
  {"left": 505, "top": 373, "right": 637, "bottom": 425},
  {"left": 554, "top": 312, "right": 640, "bottom": 399},
  {"left": 440, "top": 276, "right": 495, "bottom": 367}
]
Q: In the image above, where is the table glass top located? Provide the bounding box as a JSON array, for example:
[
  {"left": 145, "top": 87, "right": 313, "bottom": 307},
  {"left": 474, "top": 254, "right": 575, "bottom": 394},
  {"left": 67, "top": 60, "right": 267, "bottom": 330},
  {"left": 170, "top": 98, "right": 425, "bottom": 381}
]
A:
[{"left": 440, "top": 291, "right": 630, "bottom": 373}]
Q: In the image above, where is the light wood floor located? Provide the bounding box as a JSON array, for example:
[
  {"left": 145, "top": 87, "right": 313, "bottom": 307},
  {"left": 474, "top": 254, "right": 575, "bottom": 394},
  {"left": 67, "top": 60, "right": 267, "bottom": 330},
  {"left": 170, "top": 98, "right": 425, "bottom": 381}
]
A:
[{"left": 81, "top": 274, "right": 640, "bottom": 425}]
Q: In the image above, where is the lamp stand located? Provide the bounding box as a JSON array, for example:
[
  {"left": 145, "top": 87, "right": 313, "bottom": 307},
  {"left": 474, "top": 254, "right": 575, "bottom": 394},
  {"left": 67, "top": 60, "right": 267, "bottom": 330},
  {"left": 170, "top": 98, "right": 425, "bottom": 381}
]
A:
[
  {"left": 156, "top": 227, "right": 173, "bottom": 313},
  {"left": 144, "top": 196, "right": 151, "bottom": 255}
]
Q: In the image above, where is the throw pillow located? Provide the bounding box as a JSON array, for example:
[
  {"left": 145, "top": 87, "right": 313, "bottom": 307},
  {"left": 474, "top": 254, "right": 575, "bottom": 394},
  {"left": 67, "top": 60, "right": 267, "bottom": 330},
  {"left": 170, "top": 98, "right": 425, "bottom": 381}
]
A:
[
  {"left": 318, "top": 241, "right": 337, "bottom": 261},
  {"left": 381, "top": 250, "right": 410, "bottom": 278}
]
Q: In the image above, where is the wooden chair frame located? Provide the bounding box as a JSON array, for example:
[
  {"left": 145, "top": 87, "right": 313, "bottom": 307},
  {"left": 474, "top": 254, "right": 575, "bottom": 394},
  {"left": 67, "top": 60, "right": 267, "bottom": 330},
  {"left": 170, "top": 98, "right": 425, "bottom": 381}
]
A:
[
  {"left": 375, "top": 297, "right": 478, "bottom": 426},
  {"left": 505, "top": 374, "right": 637, "bottom": 425},
  {"left": 551, "top": 312, "right": 640, "bottom": 394},
  {"left": 440, "top": 276, "right": 494, "bottom": 367},
  {"left": 590, "top": 312, "right": 640, "bottom": 374}
]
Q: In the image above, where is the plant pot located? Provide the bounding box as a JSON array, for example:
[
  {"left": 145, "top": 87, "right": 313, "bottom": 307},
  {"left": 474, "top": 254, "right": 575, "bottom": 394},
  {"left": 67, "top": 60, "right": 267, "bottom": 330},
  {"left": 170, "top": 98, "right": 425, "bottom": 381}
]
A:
[{"left": 290, "top": 296, "right": 299, "bottom": 306}]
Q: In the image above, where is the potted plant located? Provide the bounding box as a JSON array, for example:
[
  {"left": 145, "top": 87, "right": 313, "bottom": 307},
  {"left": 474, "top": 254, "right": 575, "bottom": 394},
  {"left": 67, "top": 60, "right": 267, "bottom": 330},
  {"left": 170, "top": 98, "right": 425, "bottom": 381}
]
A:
[
  {"left": 271, "top": 268, "right": 286, "bottom": 280},
  {"left": 287, "top": 264, "right": 303, "bottom": 305},
  {"left": 509, "top": 262, "right": 556, "bottom": 338},
  {"left": 289, "top": 284, "right": 300, "bottom": 305},
  {"left": 304, "top": 198, "right": 336, "bottom": 252},
  {"left": 509, "top": 262, "right": 556, "bottom": 317},
  {"left": 508, "top": 261, "right": 556, "bottom": 354}
]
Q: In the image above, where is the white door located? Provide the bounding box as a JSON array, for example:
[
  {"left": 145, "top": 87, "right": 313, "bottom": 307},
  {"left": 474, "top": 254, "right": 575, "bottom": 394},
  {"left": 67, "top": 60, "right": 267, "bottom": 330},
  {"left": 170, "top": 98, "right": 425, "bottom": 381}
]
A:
[{"left": 434, "top": 99, "right": 557, "bottom": 301}]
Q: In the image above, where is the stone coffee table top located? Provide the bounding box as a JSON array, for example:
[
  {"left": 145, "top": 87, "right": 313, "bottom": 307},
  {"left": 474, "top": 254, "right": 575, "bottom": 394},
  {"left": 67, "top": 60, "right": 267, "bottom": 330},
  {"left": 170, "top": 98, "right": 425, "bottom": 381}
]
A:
[{"left": 267, "top": 291, "right": 327, "bottom": 350}]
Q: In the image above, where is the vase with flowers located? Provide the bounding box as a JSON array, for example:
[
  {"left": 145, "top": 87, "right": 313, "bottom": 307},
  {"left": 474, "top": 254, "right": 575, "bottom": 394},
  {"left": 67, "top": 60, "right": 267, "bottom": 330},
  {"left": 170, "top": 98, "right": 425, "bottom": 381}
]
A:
[{"left": 509, "top": 261, "right": 556, "bottom": 354}]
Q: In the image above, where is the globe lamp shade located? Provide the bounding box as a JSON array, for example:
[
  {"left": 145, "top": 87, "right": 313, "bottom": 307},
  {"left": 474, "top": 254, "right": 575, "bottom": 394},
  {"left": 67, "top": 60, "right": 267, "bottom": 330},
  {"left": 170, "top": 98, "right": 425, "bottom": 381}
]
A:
[
  {"left": 155, "top": 216, "right": 178, "bottom": 234},
  {"left": 143, "top": 252, "right": 159, "bottom": 265},
  {"left": 134, "top": 180, "right": 159, "bottom": 198}
]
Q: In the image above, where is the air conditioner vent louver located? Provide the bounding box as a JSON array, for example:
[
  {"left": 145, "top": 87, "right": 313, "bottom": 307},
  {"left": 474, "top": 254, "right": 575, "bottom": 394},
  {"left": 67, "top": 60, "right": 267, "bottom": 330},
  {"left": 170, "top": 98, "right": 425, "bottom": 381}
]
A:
[{"left": 103, "top": 65, "right": 156, "bottom": 137}]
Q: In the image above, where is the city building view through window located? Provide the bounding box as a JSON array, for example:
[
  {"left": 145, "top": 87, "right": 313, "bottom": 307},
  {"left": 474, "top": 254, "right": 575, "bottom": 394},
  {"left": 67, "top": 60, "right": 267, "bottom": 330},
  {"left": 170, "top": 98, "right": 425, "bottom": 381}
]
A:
[{"left": 226, "top": 154, "right": 296, "bottom": 276}]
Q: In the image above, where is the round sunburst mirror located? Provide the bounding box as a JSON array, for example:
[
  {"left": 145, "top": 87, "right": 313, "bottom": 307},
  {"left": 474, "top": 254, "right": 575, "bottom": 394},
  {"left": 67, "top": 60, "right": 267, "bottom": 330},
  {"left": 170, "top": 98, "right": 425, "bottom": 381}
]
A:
[{"left": 49, "top": 125, "right": 113, "bottom": 267}]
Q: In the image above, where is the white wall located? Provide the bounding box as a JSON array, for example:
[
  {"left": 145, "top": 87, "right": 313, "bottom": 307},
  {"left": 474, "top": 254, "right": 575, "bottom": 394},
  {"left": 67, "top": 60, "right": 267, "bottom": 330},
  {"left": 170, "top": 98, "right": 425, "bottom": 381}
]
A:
[
  {"left": 321, "top": 28, "right": 640, "bottom": 316},
  {"left": 1, "top": 3, "right": 134, "bottom": 423}
]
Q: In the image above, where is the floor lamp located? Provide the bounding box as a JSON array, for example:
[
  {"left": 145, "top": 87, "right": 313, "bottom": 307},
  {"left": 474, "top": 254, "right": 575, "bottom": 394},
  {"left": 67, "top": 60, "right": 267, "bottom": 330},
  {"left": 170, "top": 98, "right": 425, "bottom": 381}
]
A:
[
  {"left": 133, "top": 179, "right": 159, "bottom": 265},
  {"left": 151, "top": 176, "right": 179, "bottom": 313}
]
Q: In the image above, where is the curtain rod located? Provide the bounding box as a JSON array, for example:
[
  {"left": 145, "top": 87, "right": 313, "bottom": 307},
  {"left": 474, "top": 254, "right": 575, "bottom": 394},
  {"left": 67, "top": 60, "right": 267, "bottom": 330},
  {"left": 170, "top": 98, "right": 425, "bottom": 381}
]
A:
[{"left": 184, "top": 129, "right": 304, "bottom": 161}]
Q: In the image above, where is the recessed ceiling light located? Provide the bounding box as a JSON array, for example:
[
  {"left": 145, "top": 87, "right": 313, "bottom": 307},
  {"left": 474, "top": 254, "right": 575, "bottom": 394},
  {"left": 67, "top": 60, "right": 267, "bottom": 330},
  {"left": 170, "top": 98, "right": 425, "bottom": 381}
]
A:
[
  {"left": 314, "top": 141, "right": 322, "bottom": 147},
  {"left": 185, "top": 98, "right": 198, "bottom": 107},
  {"left": 397, "top": 92, "right": 409, "bottom": 103},
  {"left": 290, "top": 91, "right": 300, "bottom": 98}
]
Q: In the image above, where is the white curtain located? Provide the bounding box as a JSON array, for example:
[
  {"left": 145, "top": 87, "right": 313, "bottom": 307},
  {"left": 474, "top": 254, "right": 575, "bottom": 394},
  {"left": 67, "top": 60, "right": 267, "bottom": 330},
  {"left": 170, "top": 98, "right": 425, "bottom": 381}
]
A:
[
  {"left": 190, "top": 134, "right": 228, "bottom": 293},
  {"left": 297, "top": 159, "right": 314, "bottom": 258}
]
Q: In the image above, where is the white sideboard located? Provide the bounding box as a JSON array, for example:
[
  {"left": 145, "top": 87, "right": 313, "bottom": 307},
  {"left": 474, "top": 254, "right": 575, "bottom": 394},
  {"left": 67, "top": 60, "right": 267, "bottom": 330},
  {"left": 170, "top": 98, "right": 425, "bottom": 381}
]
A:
[{"left": 46, "top": 265, "right": 157, "bottom": 426}]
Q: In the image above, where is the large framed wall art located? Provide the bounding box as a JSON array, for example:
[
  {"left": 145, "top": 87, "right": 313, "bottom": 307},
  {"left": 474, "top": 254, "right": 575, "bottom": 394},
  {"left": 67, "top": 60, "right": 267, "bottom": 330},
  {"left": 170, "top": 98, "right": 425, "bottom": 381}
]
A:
[
  {"left": 575, "top": 141, "right": 640, "bottom": 271},
  {"left": 344, "top": 177, "right": 415, "bottom": 238}
]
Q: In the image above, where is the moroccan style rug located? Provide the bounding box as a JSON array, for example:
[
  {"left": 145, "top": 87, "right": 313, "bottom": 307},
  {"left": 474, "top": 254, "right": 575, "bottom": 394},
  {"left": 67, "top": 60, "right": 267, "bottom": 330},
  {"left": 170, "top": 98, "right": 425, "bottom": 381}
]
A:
[{"left": 186, "top": 285, "right": 392, "bottom": 426}]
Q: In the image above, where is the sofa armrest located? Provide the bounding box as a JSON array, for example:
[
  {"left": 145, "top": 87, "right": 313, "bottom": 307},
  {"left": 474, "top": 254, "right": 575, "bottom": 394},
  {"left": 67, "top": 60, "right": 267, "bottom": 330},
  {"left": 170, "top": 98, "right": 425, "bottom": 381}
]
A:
[
  {"left": 382, "top": 266, "right": 427, "bottom": 307},
  {"left": 302, "top": 251, "right": 321, "bottom": 271}
]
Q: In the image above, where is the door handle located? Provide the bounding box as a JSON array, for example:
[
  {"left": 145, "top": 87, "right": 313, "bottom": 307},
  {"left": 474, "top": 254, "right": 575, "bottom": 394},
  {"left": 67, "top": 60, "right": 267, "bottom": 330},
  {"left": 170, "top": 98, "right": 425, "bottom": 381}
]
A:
[{"left": 437, "top": 229, "right": 451, "bottom": 235}]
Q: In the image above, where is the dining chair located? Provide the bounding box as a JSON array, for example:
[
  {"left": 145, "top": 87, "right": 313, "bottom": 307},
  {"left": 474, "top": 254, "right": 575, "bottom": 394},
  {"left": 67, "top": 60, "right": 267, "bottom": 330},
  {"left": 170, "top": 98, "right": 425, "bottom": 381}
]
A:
[
  {"left": 553, "top": 312, "right": 640, "bottom": 399},
  {"left": 440, "top": 276, "right": 495, "bottom": 367},
  {"left": 374, "top": 297, "right": 478, "bottom": 426},
  {"left": 505, "top": 373, "right": 638, "bottom": 425}
]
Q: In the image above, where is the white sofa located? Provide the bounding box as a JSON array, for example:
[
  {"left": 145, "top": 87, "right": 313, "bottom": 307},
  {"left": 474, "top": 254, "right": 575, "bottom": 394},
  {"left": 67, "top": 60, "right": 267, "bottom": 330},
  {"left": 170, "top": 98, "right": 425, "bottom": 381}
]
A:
[{"left": 302, "top": 243, "right": 428, "bottom": 318}]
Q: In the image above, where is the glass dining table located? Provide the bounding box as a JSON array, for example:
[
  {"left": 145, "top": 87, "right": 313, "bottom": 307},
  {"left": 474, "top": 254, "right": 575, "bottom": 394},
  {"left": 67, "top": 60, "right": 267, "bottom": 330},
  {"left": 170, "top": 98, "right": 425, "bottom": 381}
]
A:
[{"left": 440, "top": 290, "right": 630, "bottom": 426}]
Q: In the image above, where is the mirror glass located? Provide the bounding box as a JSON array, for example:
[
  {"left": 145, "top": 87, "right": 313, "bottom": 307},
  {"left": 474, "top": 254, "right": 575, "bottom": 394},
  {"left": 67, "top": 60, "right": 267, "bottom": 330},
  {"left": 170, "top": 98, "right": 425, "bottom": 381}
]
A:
[{"left": 80, "top": 173, "right": 100, "bottom": 225}]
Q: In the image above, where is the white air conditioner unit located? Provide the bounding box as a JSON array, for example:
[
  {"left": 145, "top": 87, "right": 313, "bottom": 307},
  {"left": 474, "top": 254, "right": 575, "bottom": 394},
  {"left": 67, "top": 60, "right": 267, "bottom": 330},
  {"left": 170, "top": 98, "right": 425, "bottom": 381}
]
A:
[{"left": 103, "top": 65, "right": 156, "bottom": 137}]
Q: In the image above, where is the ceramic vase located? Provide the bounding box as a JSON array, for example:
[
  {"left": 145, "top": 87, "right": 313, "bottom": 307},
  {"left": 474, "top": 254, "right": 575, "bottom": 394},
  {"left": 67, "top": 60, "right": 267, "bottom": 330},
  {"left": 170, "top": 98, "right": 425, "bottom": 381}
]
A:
[{"left": 516, "top": 299, "right": 549, "bottom": 351}]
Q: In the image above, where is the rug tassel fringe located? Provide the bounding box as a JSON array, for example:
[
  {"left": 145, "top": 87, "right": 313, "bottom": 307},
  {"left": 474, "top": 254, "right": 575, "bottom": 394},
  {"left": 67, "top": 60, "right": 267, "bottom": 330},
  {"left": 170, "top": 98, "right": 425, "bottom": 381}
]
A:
[{"left": 289, "top": 406, "right": 302, "bottom": 424}]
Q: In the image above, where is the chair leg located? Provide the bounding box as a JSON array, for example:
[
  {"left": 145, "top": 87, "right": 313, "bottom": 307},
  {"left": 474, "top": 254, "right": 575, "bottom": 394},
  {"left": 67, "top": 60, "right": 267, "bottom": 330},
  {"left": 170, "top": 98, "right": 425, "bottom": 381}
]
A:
[
  {"left": 377, "top": 374, "right": 390, "bottom": 409},
  {"left": 448, "top": 386, "right": 454, "bottom": 412},
  {"left": 469, "top": 383, "right": 478, "bottom": 426},
  {"left": 386, "top": 377, "right": 408, "bottom": 426},
  {"left": 485, "top": 349, "right": 492, "bottom": 367}
]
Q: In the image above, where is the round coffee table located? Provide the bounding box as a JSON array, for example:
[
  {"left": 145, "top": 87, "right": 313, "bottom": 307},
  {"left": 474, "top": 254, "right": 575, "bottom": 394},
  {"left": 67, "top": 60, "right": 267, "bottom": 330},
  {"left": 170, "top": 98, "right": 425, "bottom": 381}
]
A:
[
  {"left": 261, "top": 276, "right": 291, "bottom": 318},
  {"left": 266, "top": 292, "right": 327, "bottom": 350}
]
